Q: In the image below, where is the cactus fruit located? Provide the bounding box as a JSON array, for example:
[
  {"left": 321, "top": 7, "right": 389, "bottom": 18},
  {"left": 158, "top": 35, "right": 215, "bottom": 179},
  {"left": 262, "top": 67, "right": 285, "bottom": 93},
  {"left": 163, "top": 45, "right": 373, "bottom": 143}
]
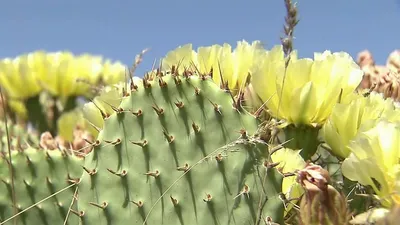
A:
[
  {"left": 0, "top": 146, "right": 84, "bottom": 224},
  {"left": 75, "top": 73, "right": 285, "bottom": 225}
]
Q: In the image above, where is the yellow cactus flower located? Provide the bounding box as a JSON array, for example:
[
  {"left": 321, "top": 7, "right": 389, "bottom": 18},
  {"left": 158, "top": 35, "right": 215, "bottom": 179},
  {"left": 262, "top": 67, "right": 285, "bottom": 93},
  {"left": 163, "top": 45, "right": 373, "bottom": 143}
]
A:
[
  {"left": 0, "top": 53, "right": 44, "bottom": 99},
  {"left": 7, "top": 100, "right": 28, "bottom": 119},
  {"left": 59, "top": 53, "right": 104, "bottom": 97},
  {"left": 243, "top": 83, "right": 265, "bottom": 115},
  {"left": 57, "top": 108, "right": 86, "bottom": 142},
  {"left": 271, "top": 148, "right": 306, "bottom": 214},
  {"left": 161, "top": 44, "right": 197, "bottom": 74},
  {"left": 321, "top": 92, "right": 400, "bottom": 159},
  {"left": 196, "top": 44, "right": 223, "bottom": 75},
  {"left": 82, "top": 102, "right": 104, "bottom": 137},
  {"left": 230, "top": 40, "right": 265, "bottom": 90},
  {"left": 248, "top": 45, "right": 286, "bottom": 113},
  {"left": 196, "top": 43, "right": 236, "bottom": 89},
  {"left": 0, "top": 51, "right": 127, "bottom": 101},
  {"left": 251, "top": 45, "right": 364, "bottom": 126},
  {"left": 39, "top": 51, "right": 75, "bottom": 97},
  {"left": 342, "top": 120, "right": 400, "bottom": 207},
  {"left": 82, "top": 81, "right": 130, "bottom": 137},
  {"left": 160, "top": 41, "right": 266, "bottom": 93},
  {"left": 101, "top": 60, "right": 127, "bottom": 84}
]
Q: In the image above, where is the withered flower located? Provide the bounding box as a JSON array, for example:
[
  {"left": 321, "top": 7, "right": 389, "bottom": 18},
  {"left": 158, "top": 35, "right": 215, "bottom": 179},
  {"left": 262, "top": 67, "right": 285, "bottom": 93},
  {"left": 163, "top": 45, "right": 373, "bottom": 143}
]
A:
[{"left": 296, "top": 163, "right": 351, "bottom": 225}]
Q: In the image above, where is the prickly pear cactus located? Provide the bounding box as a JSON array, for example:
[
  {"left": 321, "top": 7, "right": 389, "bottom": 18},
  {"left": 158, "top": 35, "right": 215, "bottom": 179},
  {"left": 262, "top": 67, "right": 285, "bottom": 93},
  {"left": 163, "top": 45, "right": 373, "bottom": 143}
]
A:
[
  {"left": 0, "top": 147, "right": 84, "bottom": 225},
  {"left": 75, "top": 74, "right": 285, "bottom": 225},
  {"left": 0, "top": 120, "right": 39, "bottom": 153}
]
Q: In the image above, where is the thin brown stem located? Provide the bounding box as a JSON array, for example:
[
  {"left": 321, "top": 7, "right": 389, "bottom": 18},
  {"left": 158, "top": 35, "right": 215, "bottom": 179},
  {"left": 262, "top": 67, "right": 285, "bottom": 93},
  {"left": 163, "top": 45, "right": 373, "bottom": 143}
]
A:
[
  {"left": 276, "top": 0, "right": 299, "bottom": 120},
  {"left": 280, "top": 0, "right": 299, "bottom": 58}
]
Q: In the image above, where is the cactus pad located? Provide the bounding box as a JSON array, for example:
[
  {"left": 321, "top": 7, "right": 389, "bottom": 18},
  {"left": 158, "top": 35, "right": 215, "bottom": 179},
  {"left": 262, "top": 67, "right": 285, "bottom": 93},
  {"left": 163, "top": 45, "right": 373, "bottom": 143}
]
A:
[
  {"left": 0, "top": 120, "right": 39, "bottom": 153},
  {"left": 0, "top": 147, "right": 83, "bottom": 225},
  {"left": 76, "top": 74, "right": 285, "bottom": 225}
]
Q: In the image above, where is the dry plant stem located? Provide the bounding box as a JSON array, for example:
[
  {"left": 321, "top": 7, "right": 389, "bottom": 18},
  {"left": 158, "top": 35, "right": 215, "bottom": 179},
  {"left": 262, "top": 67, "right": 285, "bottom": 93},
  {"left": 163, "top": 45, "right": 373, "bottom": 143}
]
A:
[
  {"left": 128, "top": 48, "right": 149, "bottom": 85},
  {"left": 277, "top": 0, "right": 299, "bottom": 121},
  {"left": 281, "top": 0, "right": 299, "bottom": 58},
  {"left": 63, "top": 186, "right": 79, "bottom": 225},
  {"left": 0, "top": 87, "right": 17, "bottom": 225}
]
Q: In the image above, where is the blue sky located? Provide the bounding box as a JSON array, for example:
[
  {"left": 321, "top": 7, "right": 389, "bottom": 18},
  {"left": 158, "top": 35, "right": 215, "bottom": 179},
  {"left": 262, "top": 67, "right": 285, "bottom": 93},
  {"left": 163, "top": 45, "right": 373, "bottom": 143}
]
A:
[{"left": 1, "top": 0, "right": 400, "bottom": 76}]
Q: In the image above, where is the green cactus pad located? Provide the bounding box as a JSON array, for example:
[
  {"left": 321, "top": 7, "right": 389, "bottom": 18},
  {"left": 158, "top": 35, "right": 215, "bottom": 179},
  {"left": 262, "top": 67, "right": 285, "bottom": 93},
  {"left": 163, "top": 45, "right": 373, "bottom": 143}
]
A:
[
  {"left": 0, "top": 120, "right": 39, "bottom": 153},
  {"left": 76, "top": 74, "right": 285, "bottom": 225},
  {"left": 0, "top": 147, "right": 83, "bottom": 225}
]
